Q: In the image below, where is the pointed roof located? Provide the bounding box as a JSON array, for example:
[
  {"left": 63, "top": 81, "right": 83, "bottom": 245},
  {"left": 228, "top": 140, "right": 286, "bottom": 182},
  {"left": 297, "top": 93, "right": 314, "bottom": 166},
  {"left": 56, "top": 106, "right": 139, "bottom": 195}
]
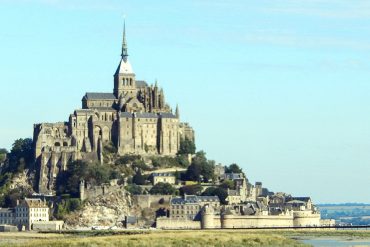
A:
[
  {"left": 115, "top": 20, "right": 134, "bottom": 75},
  {"left": 175, "top": 104, "right": 180, "bottom": 118},
  {"left": 121, "top": 20, "right": 128, "bottom": 59}
]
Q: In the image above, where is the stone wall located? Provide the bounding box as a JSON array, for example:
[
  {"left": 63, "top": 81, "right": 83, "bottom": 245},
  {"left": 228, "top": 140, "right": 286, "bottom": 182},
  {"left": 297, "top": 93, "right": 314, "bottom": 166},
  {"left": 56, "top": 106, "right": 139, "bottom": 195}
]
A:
[
  {"left": 80, "top": 180, "right": 126, "bottom": 201},
  {"left": 156, "top": 217, "right": 201, "bottom": 229},
  {"left": 133, "top": 195, "right": 172, "bottom": 209},
  {"left": 293, "top": 211, "right": 321, "bottom": 227},
  {"left": 221, "top": 214, "right": 293, "bottom": 228},
  {"left": 32, "top": 221, "right": 64, "bottom": 231}
]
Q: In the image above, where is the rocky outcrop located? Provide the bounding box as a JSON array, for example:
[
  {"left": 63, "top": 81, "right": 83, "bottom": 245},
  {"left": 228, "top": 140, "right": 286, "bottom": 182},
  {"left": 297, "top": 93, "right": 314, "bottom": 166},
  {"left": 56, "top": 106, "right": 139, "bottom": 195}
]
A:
[
  {"left": 64, "top": 189, "right": 135, "bottom": 228},
  {"left": 8, "top": 169, "right": 35, "bottom": 193}
]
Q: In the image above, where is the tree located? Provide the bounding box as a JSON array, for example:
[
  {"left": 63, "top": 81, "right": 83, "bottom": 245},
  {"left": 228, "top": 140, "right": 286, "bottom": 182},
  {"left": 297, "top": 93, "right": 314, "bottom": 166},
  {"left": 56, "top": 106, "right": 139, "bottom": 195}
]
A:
[
  {"left": 220, "top": 179, "right": 235, "bottom": 190},
  {"left": 180, "top": 184, "right": 203, "bottom": 196},
  {"left": 149, "top": 182, "right": 176, "bottom": 195},
  {"left": 0, "top": 148, "right": 7, "bottom": 163},
  {"left": 4, "top": 187, "right": 32, "bottom": 207},
  {"left": 225, "top": 163, "right": 243, "bottom": 174},
  {"left": 176, "top": 154, "right": 190, "bottom": 167},
  {"left": 7, "top": 138, "right": 33, "bottom": 173},
  {"left": 133, "top": 170, "right": 146, "bottom": 185},
  {"left": 177, "top": 138, "right": 196, "bottom": 155},
  {"left": 201, "top": 187, "right": 228, "bottom": 204},
  {"left": 185, "top": 162, "right": 202, "bottom": 182},
  {"left": 56, "top": 160, "right": 111, "bottom": 197},
  {"left": 125, "top": 184, "right": 142, "bottom": 195},
  {"left": 184, "top": 151, "right": 215, "bottom": 182}
]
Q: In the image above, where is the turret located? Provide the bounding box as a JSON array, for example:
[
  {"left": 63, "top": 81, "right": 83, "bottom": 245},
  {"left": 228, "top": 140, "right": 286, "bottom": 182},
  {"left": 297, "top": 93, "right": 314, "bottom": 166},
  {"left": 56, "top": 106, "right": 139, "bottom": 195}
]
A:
[{"left": 175, "top": 104, "right": 180, "bottom": 119}]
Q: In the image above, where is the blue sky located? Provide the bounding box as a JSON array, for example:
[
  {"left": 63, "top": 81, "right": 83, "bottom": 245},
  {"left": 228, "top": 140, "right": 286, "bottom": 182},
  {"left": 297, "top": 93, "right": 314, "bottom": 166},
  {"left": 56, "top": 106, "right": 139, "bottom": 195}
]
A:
[{"left": 1, "top": 0, "right": 370, "bottom": 203}]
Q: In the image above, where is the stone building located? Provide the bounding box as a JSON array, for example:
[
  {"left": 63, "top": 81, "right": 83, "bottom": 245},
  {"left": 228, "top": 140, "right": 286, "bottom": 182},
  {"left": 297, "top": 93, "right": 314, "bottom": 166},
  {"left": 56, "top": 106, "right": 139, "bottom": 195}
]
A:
[
  {"left": 33, "top": 24, "right": 194, "bottom": 193},
  {"left": 0, "top": 198, "right": 50, "bottom": 230},
  {"left": 170, "top": 195, "right": 220, "bottom": 220},
  {"left": 152, "top": 173, "right": 176, "bottom": 185}
]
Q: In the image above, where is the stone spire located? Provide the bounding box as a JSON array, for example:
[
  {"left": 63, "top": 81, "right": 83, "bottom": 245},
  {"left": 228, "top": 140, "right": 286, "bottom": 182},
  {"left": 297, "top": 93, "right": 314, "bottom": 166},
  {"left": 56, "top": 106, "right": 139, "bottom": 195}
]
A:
[
  {"left": 121, "top": 20, "right": 128, "bottom": 60},
  {"left": 175, "top": 104, "right": 180, "bottom": 119}
]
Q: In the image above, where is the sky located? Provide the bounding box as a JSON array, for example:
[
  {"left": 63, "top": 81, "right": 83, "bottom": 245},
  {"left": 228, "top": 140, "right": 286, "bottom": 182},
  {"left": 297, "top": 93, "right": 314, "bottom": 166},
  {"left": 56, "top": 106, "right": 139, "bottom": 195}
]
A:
[{"left": 1, "top": 0, "right": 370, "bottom": 203}]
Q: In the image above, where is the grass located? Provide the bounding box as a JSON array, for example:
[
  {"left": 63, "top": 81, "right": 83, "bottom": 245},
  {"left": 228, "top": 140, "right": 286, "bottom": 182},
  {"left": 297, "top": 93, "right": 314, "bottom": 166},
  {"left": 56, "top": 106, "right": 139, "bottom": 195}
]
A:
[{"left": 0, "top": 230, "right": 310, "bottom": 247}]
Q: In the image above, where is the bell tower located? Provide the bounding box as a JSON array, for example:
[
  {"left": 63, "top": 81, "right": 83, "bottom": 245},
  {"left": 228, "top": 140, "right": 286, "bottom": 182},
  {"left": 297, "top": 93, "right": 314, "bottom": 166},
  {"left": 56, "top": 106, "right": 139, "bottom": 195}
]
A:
[{"left": 114, "top": 21, "right": 136, "bottom": 99}]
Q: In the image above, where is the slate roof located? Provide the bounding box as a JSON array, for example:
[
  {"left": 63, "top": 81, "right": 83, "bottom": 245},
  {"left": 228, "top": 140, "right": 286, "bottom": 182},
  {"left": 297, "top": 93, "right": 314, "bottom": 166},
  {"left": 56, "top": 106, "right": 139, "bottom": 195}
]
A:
[
  {"left": 171, "top": 196, "right": 219, "bottom": 205},
  {"left": 0, "top": 208, "right": 14, "bottom": 213},
  {"left": 224, "top": 173, "right": 243, "bottom": 180},
  {"left": 136, "top": 80, "right": 148, "bottom": 87},
  {"left": 119, "top": 112, "right": 176, "bottom": 119},
  {"left": 152, "top": 173, "right": 174, "bottom": 177},
  {"left": 288, "top": 197, "right": 311, "bottom": 202},
  {"left": 84, "top": 93, "right": 117, "bottom": 100},
  {"left": 136, "top": 112, "right": 158, "bottom": 118},
  {"left": 16, "top": 198, "right": 48, "bottom": 208},
  {"left": 159, "top": 112, "right": 177, "bottom": 118},
  {"left": 120, "top": 112, "right": 133, "bottom": 118}
]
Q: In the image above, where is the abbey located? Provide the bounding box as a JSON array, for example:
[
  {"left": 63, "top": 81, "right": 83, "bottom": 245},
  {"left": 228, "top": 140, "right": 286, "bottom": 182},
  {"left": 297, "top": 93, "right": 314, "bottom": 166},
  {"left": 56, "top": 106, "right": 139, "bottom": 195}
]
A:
[{"left": 33, "top": 25, "right": 194, "bottom": 193}]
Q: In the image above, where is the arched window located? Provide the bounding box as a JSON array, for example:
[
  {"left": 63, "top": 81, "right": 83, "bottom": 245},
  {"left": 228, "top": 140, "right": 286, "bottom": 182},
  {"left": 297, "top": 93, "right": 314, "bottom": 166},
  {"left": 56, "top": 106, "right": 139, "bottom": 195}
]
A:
[
  {"left": 63, "top": 142, "right": 68, "bottom": 147},
  {"left": 55, "top": 142, "right": 61, "bottom": 147}
]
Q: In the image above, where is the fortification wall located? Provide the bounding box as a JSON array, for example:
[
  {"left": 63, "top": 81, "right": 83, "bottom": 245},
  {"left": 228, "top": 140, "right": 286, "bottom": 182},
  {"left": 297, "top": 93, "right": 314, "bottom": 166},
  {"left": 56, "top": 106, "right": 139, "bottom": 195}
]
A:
[
  {"left": 221, "top": 214, "right": 294, "bottom": 228},
  {"left": 82, "top": 184, "right": 126, "bottom": 201},
  {"left": 133, "top": 195, "right": 172, "bottom": 208},
  {"left": 156, "top": 218, "right": 200, "bottom": 229},
  {"left": 293, "top": 211, "right": 321, "bottom": 227}
]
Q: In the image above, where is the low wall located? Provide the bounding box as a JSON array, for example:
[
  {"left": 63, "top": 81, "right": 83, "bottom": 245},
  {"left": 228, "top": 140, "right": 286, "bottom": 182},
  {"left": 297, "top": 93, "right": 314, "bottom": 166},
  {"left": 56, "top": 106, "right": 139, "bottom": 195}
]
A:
[
  {"left": 156, "top": 218, "right": 201, "bottom": 229},
  {"left": 0, "top": 225, "right": 18, "bottom": 232},
  {"left": 32, "top": 221, "right": 64, "bottom": 231}
]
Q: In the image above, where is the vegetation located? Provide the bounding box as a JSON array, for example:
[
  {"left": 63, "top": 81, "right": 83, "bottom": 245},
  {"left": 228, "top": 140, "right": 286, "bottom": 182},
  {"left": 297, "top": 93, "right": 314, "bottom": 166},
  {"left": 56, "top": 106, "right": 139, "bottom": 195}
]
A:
[
  {"left": 149, "top": 182, "right": 176, "bottom": 195},
  {"left": 4, "top": 138, "right": 33, "bottom": 173},
  {"left": 225, "top": 163, "right": 243, "bottom": 174},
  {"left": 125, "top": 184, "right": 143, "bottom": 195},
  {"left": 150, "top": 155, "right": 189, "bottom": 168},
  {"left": 180, "top": 184, "right": 203, "bottom": 196},
  {"left": 319, "top": 204, "right": 370, "bottom": 225},
  {"left": 0, "top": 230, "right": 311, "bottom": 247},
  {"left": 0, "top": 138, "right": 34, "bottom": 207},
  {"left": 0, "top": 148, "right": 7, "bottom": 163},
  {"left": 177, "top": 137, "right": 196, "bottom": 155},
  {"left": 55, "top": 198, "right": 82, "bottom": 220},
  {"left": 3, "top": 187, "right": 32, "bottom": 207},
  {"left": 184, "top": 151, "right": 215, "bottom": 182},
  {"left": 220, "top": 179, "right": 235, "bottom": 190},
  {"left": 132, "top": 170, "right": 147, "bottom": 185},
  {"left": 202, "top": 187, "right": 228, "bottom": 204},
  {"left": 56, "top": 160, "right": 112, "bottom": 197}
]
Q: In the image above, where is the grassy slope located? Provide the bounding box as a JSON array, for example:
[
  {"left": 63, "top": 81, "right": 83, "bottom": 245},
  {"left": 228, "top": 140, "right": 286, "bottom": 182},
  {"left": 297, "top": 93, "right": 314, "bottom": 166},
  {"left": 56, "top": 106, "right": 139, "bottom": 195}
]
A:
[{"left": 0, "top": 230, "right": 309, "bottom": 247}]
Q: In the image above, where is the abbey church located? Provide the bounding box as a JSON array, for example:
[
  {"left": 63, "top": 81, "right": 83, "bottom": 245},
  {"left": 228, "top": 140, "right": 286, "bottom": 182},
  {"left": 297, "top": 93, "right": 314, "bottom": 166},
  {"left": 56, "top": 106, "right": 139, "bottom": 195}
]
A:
[{"left": 33, "top": 25, "right": 194, "bottom": 193}]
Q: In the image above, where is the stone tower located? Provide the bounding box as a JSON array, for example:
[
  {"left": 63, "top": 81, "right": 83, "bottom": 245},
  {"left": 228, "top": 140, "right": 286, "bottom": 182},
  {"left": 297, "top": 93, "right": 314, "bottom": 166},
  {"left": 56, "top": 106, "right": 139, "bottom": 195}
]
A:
[{"left": 114, "top": 21, "right": 136, "bottom": 99}]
